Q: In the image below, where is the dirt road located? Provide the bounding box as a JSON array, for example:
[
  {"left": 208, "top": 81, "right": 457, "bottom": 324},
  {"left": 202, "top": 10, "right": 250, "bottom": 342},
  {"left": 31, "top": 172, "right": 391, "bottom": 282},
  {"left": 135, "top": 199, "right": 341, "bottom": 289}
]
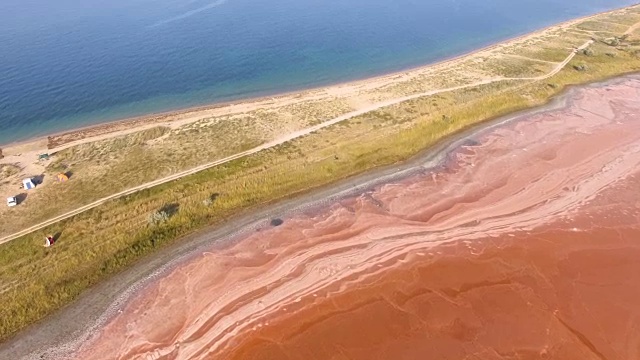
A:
[{"left": 0, "top": 39, "right": 594, "bottom": 246}]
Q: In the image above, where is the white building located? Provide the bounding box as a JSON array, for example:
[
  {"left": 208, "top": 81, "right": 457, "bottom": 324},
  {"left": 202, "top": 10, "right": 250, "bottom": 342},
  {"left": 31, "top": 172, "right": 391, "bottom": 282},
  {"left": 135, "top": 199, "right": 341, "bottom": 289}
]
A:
[{"left": 23, "top": 178, "right": 35, "bottom": 190}]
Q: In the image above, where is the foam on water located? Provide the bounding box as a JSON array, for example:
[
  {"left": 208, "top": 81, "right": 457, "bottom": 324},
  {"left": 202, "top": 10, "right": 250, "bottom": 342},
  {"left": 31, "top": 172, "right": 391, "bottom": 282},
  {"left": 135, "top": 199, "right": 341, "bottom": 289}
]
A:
[{"left": 150, "top": 0, "right": 230, "bottom": 28}]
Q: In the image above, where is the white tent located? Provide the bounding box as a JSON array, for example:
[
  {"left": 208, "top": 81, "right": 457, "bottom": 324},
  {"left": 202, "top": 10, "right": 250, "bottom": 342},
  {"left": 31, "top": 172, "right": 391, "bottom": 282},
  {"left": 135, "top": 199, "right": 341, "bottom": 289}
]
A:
[{"left": 23, "top": 178, "right": 35, "bottom": 190}]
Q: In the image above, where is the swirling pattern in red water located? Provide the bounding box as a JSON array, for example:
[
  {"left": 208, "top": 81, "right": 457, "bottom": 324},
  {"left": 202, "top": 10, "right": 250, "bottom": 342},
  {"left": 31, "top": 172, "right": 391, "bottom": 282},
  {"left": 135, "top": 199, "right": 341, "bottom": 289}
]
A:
[{"left": 75, "top": 79, "right": 640, "bottom": 360}]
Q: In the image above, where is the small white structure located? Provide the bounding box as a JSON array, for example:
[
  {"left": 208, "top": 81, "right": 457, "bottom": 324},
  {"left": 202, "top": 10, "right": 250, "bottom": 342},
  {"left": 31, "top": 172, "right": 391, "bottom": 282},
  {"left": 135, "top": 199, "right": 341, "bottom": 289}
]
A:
[
  {"left": 44, "top": 235, "right": 55, "bottom": 247},
  {"left": 22, "top": 178, "right": 35, "bottom": 190},
  {"left": 7, "top": 197, "right": 17, "bottom": 207}
]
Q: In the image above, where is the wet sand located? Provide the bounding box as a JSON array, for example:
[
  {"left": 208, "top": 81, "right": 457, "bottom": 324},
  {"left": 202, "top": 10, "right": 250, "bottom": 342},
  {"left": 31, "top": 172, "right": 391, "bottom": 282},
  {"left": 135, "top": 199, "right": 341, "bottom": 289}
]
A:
[{"left": 59, "top": 77, "right": 640, "bottom": 359}]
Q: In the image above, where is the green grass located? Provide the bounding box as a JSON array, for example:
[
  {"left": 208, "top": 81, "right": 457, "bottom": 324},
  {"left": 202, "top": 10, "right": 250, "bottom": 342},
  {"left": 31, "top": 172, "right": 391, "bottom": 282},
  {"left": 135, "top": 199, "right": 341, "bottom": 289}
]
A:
[
  {"left": 2, "top": 8, "right": 640, "bottom": 342},
  {"left": 0, "top": 97, "right": 355, "bottom": 236}
]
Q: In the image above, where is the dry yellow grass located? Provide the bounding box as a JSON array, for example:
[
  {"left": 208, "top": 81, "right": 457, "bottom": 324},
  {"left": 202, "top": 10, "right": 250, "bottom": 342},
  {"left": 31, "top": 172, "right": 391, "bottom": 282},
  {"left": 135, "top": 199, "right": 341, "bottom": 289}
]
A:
[{"left": 3, "top": 7, "right": 640, "bottom": 237}]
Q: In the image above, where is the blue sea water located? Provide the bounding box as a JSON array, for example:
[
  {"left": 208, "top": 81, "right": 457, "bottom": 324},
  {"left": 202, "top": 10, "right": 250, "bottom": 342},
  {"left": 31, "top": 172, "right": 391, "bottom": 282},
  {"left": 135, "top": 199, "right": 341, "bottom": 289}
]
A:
[{"left": 0, "top": 0, "right": 637, "bottom": 145}]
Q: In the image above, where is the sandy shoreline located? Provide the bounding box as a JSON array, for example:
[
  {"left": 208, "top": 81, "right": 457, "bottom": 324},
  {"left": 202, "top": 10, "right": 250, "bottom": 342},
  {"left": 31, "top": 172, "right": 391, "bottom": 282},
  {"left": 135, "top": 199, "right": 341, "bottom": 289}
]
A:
[
  {"left": 2, "top": 73, "right": 635, "bottom": 360},
  {"left": 0, "top": 6, "right": 617, "bottom": 153}
]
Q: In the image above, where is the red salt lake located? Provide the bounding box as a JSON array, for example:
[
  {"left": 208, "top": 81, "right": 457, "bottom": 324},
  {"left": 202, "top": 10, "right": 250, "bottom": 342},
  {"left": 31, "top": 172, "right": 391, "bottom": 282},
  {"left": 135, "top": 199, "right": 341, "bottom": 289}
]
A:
[{"left": 72, "top": 78, "right": 640, "bottom": 359}]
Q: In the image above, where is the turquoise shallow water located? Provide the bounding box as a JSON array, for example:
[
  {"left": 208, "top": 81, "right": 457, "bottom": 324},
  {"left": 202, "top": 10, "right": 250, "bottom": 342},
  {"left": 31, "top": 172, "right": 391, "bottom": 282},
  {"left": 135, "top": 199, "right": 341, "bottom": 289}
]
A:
[{"left": 0, "top": 0, "right": 636, "bottom": 145}]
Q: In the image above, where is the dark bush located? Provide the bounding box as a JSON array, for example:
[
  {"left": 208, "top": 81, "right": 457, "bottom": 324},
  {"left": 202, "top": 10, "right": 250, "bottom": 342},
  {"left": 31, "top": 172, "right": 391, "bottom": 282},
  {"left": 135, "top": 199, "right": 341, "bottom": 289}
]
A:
[
  {"left": 148, "top": 203, "right": 179, "bottom": 225},
  {"left": 573, "top": 64, "right": 589, "bottom": 72}
]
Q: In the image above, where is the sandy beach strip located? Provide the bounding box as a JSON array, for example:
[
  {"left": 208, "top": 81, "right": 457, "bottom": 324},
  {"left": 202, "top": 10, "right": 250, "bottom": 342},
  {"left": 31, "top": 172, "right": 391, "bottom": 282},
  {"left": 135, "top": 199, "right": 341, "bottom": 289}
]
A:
[{"left": 0, "top": 6, "right": 618, "bottom": 156}]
